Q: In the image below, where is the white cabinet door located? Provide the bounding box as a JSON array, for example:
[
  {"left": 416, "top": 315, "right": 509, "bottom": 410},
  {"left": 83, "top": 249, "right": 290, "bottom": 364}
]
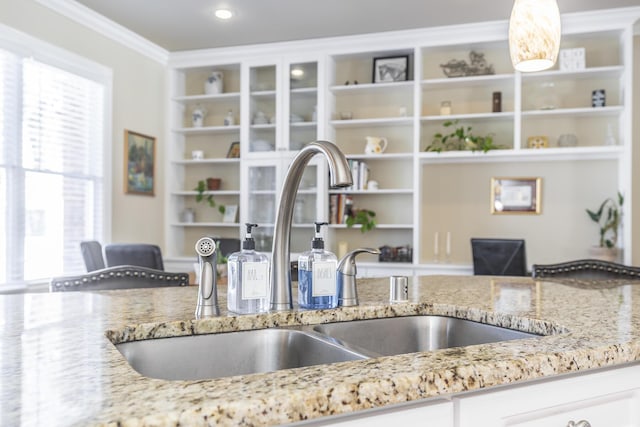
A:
[
  {"left": 295, "top": 399, "right": 453, "bottom": 427},
  {"left": 456, "top": 364, "right": 640, "bottom": 427}
]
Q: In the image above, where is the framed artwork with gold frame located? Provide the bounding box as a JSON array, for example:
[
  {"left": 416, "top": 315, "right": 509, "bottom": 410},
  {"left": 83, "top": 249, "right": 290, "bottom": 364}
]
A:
[
  {"left": 226, "top": 141, "right": 240, "bottom": 158},
  {"left": 491, "top": 177, "right": 541, "bottom": 214},
  {"left": 124, "top": 130, "right": 156, "bottom": 196}
]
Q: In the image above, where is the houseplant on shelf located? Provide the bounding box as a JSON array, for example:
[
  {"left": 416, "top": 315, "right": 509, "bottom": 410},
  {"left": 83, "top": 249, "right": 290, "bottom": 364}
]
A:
[
  {"left": 194, "top": 179, "right": 226, "bottom": 216},
  {"left": 586, "top": 192, "right": 623, "bottom": 262},
  {"left": 425, "top": 120, "right": 502, "bottom": 153},
  {"left": 345, "top": 209, "right": 377, "bottom": 233}
]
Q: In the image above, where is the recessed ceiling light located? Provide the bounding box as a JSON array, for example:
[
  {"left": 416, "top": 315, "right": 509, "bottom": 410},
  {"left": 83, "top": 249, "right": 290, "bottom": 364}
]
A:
[
  {"left": 291, "top": 68, "right": 304, "bottom": 78},
  {"left": 214, "top": 8, "right": 234, "bottom": 20}
]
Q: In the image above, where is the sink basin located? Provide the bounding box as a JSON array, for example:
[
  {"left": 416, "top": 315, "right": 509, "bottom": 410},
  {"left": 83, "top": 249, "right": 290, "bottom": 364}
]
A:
[
  {"left": 116, "top": 328, "right": 367, "bottom": 380},
  {"left": 313, "top": 315, "right": 539, "bottom": 357},
  {"left": 115, "top": 315, "right": 540, "bottom": 380}
]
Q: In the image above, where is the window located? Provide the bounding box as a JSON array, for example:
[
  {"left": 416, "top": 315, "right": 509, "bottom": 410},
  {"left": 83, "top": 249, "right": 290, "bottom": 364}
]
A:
[{"left": 0, "top": 26, "right": 111, "bottom": 289}]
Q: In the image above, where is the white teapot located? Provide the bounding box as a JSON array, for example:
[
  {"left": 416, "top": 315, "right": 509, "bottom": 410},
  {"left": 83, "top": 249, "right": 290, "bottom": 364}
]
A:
[{"left": 365, "top": 136, "right": 388, "bottom": 154}]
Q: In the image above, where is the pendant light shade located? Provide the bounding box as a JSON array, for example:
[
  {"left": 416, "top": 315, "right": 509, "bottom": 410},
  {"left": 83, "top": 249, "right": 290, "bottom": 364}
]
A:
[{"left": 508, "top": 0, "right": 561, "bottom": 72}]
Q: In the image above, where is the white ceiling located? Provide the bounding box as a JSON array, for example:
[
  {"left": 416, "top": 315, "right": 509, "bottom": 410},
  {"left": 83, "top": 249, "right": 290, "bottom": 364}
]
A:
[{"left": 72, "top": 0, "right": 640, "bottom": 52}]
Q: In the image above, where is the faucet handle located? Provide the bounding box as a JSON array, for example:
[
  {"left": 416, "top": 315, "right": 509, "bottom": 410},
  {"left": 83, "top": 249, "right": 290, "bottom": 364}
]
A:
[
  {"left": 337, "top": 248, "right": 380, "bottom": 307},
  {"left": 338, "top": 248, "right": 380, "bottom": 276}
]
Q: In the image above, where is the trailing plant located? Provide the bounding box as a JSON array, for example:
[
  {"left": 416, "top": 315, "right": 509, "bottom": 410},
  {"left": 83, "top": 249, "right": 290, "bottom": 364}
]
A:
[
  {"left": 586, "top": 192, "right": 624, "bottom": 248},
  {"left": 345, "top": 209, "right": 377, "bottom": 233},
  {"left": 194, "top": 180, "right": 226, "bottom": 215},
  {"left": 425, "top": 120, "right": 501, "bottom": 153}
]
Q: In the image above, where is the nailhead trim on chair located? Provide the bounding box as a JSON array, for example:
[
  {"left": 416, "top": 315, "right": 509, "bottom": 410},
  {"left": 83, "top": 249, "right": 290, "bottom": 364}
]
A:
[
  {"left": 50, "top": 266, "right": 189, "bottom": 291},
  {"left": 532, "top": 259, "right": 640, "bottom": 279}
]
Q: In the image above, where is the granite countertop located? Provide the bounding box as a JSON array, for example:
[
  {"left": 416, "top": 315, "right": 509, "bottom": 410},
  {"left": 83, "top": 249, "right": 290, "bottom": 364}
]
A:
[{"left": 2, "top": 275, "right": 640, "bottom": 426}]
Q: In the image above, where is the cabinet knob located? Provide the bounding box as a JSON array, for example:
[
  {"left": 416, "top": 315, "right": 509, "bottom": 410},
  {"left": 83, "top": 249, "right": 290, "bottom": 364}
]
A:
[{"left": 567, "top": 421, "right": 591, "bottom": 427}]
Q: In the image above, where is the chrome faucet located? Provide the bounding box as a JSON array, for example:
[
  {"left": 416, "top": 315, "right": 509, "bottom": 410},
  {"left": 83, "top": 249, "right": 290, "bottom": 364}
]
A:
[
  {"left": 270, "top": 140, "right": 353, "bottom": 311},
  {"left": 337, "top": 248, "right": 380, "bottom": 307},
  {"left": 194, "top": 236, "right": 220, "bottom": 318}
]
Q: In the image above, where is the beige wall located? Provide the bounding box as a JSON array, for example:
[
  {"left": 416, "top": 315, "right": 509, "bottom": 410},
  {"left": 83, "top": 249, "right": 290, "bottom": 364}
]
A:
[
  {"left": 421, "top": 160, "right": 620, "bottom": 266},
  {"left": 0, "top": 0, "right": 167, "bottom": 249}
]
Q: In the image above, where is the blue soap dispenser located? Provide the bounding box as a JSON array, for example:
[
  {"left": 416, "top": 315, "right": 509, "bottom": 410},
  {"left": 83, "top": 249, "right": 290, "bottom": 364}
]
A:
[
  {"left": 227, "top": 223, "right": 270, "bottom": 314},
  {"left": 298, "top": 222, "right": 338, "bottom": 309}
]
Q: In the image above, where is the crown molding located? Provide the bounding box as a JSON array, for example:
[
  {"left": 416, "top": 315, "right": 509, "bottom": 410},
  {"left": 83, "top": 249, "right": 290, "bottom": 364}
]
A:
[
  {"left": 168, "top": 19, "right": 509, "bottom": 68},
  {"left": 36, "top": 0, "right": 169, "bottom": 64},
  {"left": 168, "top": 6, "right": 640, "bottom": 67}
]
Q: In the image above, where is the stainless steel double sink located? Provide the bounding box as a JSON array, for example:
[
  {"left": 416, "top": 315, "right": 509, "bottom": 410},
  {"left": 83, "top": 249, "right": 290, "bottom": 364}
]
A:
[{"left": 115, "top": 315, "right": 540, "bottom": 381}]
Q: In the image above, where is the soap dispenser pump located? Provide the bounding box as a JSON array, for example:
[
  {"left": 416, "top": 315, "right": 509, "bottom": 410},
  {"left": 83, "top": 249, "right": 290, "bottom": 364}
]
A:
[
  {"left": 227, "top": 223, "right": 270, "bottom": 314},
  {"left": 298, "top": 222, "right": 338, "bottom": 309}
]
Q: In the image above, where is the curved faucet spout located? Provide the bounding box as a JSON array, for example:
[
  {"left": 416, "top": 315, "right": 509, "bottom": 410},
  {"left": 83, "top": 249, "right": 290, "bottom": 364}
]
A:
[{"left": 270, "top": 140, "right": 352, "bottom": 311}]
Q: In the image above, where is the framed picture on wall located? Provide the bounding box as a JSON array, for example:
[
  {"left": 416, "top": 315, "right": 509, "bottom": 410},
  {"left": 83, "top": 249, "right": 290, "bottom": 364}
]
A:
[
  {"left": 124, "top": 130, "right": 155, "bottom": 196},
  {"left": 372, "top": 55, "right": 409, "bottom": 83},
  {"left": 491, "top": 177, "right": 541, "bottom": 214}
]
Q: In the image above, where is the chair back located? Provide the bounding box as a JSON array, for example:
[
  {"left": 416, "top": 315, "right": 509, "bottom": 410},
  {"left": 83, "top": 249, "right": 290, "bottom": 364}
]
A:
[
  {"left": 105, "top": 244, "right": 164, "bottom": 270},
  {"left": 216, "top": 238, "right": 241, "bottom": 258},
  {"left": 471, "top": 238, "right": 527, "bottom": 276},
  {"left": 532, "top": 259, "right": 640, "bottom": 280},
  {"left": 80, "top": 240, "right": 105, "bottom": 272},
  {"left": 50, "top": 265, "right": 188, "bottom": 292}
]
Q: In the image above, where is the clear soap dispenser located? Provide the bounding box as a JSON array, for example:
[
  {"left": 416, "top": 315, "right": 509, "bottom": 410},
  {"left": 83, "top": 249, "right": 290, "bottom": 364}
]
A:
[
  {"left": 227, "top": 223, "right": 270, "bottom": 314},
  {"left": 298, "top": 222, "right": 338, "bottom": 309}
]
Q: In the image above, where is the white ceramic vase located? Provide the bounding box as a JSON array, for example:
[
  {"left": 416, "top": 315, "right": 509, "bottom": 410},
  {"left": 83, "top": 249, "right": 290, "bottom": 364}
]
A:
[
  {"left": 205, "top": 71, "right": 224, "bottom": 95},
  {"left": 192, "top": 107, "right": 206, "bottom": 127}
]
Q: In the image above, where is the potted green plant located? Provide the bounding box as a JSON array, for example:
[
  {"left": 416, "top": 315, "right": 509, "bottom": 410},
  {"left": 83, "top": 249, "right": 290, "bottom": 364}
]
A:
[
  {"left": 425, "top": 120, "right": 502, "bottom": 153},
  {"left": 194, "top": 179, "right": 226, "bottom": 215},
  {"left": 345, "top": 209, "right": 377, "bottom": 233},
  {"left": 586, "top": 192, "right": 623, "bottom": 262}
]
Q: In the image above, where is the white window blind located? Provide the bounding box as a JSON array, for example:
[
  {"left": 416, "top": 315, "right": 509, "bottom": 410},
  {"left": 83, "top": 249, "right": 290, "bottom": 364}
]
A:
[{"left": 0, "top": 35, "right": 108, "bottom": 287}]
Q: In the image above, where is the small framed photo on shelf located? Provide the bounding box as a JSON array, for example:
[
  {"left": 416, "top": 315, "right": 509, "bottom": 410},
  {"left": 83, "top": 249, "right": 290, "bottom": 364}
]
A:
[
  {"left": 491, "top": 177, "right": 541, "bottom": 215},
  {"left": 372, "top": 55, "right": 409, "bottom": 83},
  {"left": 223, "top": 204, "right": 238, "bottom": 223},
  {"left": 226, "top": 141, "right": 240, "bottom": 158},
  {"left": 124, "top": 129, "right": 155, "bottom": 196},
  {"left": 559, "top": 47, "right": 585, "bottom": 71}
]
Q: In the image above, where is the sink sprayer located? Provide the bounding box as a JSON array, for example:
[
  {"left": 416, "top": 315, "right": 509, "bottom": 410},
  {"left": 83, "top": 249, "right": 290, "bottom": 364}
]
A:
[{"left": 195, "top": 237, "right": 220, "bottom": 318}]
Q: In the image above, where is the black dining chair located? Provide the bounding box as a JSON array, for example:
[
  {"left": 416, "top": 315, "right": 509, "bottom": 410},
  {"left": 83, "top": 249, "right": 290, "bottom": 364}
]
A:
[
  {"left": 470, "top": 238, "right": 527, "bottom": 276},
  {"left": 215, "top": 238, "right": 241, "bottom": 258},
  {"left": 104, "top": 243, "right": 164, "bottom": 270},
  {"left": 49, "top": 265, "right": 189, "bottom": 292},
  {"left": 532, "top": 259, "right": 640, "bottom": 280}
]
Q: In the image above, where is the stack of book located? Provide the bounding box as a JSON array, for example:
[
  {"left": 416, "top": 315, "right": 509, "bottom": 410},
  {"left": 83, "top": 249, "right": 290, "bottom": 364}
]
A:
[
  {"left": 328, "top": 160, "right": 370, "bottom": 224},
  {"left": 329, "top": 194, "right": 353, "bottom": 225},
  {"left": 346, "top": 159, "right": 369, "bottom": 191}
]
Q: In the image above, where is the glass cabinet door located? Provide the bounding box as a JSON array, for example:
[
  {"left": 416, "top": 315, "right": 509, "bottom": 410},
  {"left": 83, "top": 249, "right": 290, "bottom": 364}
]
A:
[
  {"left": 289, "top": 159, "right": 323, "bottom": 254},
  {"left": 287, "top": 61, "right": 319, "bottom": 151},
  {"left": 248, "top": 64, "right": 278, "bottom": 154},
  {"left": 246, "top": 164, "right": 277, "bottom": 251}
]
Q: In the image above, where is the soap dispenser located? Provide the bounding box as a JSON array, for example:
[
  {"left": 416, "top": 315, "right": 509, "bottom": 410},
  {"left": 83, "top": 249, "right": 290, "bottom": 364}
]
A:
[
  {"left": 227, "top": 223, "right": 270, "bottom": 314},
  {"left": 298, "top": 222, "right": 338, "bottom": 309}
]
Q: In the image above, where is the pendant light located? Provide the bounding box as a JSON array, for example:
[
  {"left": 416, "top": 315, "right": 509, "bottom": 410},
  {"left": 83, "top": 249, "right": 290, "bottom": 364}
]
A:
[{"left": 508, "top": 0, "right": 561, "bottom": 72}]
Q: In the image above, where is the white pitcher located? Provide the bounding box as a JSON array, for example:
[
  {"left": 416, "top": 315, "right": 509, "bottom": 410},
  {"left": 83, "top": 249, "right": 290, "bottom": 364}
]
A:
[
  {"left": 365, "top": 136, "right": 388, "bottom": 154},
  {"left": 205, "top": 71, "right": 224, "bottom": 95}
]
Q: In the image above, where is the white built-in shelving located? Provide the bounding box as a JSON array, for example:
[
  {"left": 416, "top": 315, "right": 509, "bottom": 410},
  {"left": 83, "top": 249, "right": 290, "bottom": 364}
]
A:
[{"left": 165, "top": 8, "right": 639, "bottom": 272}]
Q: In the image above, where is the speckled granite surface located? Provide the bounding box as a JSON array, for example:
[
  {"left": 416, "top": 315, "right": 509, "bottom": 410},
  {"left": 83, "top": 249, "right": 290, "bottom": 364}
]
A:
[{"left": 2, "top": 275, "right": 640, "bottom": 426}]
